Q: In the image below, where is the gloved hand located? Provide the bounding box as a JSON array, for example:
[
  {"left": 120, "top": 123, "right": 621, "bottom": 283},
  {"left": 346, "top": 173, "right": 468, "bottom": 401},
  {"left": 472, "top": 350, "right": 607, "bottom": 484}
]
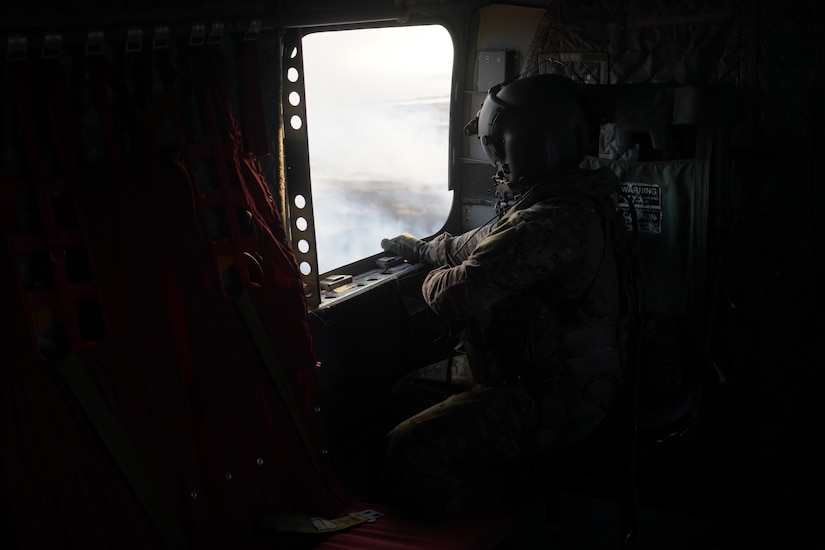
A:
[{"left": 380, "top": 233, "right": 427, "bottom": 263}]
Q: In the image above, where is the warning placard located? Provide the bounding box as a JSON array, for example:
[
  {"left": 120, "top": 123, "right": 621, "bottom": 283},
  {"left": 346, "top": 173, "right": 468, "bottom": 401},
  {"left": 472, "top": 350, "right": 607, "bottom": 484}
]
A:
[{"left": 617, "top": 182, "right": 662, "bottom": 234}]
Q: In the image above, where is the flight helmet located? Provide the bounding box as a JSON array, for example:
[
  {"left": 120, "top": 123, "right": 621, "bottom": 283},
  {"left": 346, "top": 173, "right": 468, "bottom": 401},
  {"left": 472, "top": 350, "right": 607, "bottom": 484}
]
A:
[{"left": 468, "top": 74, "right": 590, "bottom": 184}]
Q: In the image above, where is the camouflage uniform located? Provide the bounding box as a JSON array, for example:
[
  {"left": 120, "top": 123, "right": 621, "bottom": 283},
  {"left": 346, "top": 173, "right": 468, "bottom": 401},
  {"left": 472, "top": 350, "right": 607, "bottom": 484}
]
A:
[{"left": 383, "top": 167, "right": 629, "bottom": 515}]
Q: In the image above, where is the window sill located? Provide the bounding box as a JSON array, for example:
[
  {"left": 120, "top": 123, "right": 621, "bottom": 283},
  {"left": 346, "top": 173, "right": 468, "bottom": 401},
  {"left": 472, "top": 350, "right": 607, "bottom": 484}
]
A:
[{"left": 313, "top": 262, "right": 428, "bottom": 310}]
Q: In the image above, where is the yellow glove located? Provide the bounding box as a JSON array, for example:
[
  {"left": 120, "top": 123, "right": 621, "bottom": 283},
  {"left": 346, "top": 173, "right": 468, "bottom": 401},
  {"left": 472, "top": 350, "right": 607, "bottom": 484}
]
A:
[{"left": 380, "top": 233, "right": 427, "bottom": 263}]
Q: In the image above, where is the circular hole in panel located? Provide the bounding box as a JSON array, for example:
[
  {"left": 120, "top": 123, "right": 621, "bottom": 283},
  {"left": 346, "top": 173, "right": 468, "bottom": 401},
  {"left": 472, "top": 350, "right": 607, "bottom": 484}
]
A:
[
  {"left": 300, "top": 261, "right": 312, "bottom": 275},
  {"left": 287, "top": 67, "right": 299, "bottom": 82},
  {"left": 288, "top": 91, "right": 301, "bottom": 106},
  {"left": 294, "top": 194, "right": 306, "bottom": 209},
  {"left": 289, "top": 46, "right": 298, "bottom": 59},
  {"left": 295, "top": 217, "right": 308, "bottom": 231},
  {"left": 297, "top": 239, "right": 310, "bottom": 253},
  {"left": 290, "top": 114, "right": 303, "bottom": 130}
]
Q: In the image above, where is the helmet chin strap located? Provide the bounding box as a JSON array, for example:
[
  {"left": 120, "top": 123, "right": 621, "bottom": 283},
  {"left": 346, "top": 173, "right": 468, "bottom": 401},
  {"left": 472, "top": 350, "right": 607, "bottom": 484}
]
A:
[
  {"left": 494, "top": 179, "right": 516, "bottom": 218},
  {"left": 492, "top": 162, "right": 518, "bottom": 218},
  {"left": 451, "top": 173, "right": 540, "bottom": 258},
  {"left": 493, "top": 172, "right": 544, "bottom": 220}
]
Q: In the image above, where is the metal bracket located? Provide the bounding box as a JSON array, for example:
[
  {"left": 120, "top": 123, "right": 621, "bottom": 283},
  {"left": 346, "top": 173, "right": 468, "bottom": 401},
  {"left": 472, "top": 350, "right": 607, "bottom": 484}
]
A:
[
  {"left": 189, "top": 23, "right": 206, "bottom": 47},
  {"left": 125, "top": 28, "right": 143, "bottom": 53},
  {"left": 5, "top": 34, "right": 27, "bottom": 62},
  {"left": 85, "top": 30, "right": 104, "bottom": 56},
  {"left": 207, "top": 22, "right": 224, "bottom": 45},
  {"left": 319, "top": 274, "right": 353, "bottom": 291},
  {"left": 42, "top": 33, "right": 63, "bottom": 59},
  {"left": 245, "top": 19, "right": 261, "bottom": 41},
  {"left": 153, "top": 25, "right": 170, "bottom": 50}
]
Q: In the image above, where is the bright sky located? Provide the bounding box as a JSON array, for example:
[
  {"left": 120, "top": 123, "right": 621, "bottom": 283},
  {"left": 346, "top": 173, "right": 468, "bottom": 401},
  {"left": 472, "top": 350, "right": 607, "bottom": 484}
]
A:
[{"left": 302, "top": 25, "right": 454, "bottom": 103}]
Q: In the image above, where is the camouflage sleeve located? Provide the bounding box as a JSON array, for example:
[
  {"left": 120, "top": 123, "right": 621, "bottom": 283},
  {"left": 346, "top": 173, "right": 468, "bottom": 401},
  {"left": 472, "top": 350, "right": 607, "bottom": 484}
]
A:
[
  {"left": 421, "top": 201, "right": 588, "bottom": 319},
  {"left": 420, "top": 223, "right": 496, "bottom": 266}
]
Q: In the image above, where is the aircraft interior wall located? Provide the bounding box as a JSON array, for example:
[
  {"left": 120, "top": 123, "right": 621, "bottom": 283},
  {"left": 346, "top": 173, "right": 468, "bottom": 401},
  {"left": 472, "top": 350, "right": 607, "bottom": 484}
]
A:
[{"left": 1, "top": 0, "right": 820, "bottom": 548}]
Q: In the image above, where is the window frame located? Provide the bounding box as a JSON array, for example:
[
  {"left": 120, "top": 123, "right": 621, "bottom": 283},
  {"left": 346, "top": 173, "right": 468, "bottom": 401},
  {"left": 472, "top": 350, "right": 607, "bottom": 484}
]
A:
[{"left": 281, "top": 21, "right": 465, "bottom": 309}]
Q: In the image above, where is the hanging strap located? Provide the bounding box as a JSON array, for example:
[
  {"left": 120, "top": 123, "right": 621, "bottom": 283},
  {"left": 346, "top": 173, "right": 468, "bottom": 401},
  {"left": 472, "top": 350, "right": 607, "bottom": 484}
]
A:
[
  {"left": 4, "top": 54, "right": 177, "bottom": 544},
  {"left": 87, "top": 54, "right": 125, "bottom": 160},
  {"left": 183, "top": 38, "right": 325, "bottom": 485},
  {"left": 187, "top": 43, "right": 264, "bottom": 293},
  {"left": 4, "top": 59, "right": 109, "bottom": 357},
  {"left": 126, "top": 47, "right": 188, "bottom": 150},
  {"left": 233, "top": 291, "right": 322, "bottom": 477},
  {"left": 53, "top": 353, "right": 186, "bottom": 550}
]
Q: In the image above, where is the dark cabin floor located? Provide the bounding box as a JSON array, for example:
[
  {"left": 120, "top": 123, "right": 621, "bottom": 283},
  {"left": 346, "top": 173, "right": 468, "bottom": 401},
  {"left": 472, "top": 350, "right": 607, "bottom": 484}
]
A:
[{"left": 328, "top": 398, "right": 817, "bottom": 550}]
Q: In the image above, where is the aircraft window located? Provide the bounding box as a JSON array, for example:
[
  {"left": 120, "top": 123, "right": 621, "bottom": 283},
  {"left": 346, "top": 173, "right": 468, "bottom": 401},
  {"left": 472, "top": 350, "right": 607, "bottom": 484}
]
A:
[{"left": 301, "top": 25, "right": 454, "bottom": 274}]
